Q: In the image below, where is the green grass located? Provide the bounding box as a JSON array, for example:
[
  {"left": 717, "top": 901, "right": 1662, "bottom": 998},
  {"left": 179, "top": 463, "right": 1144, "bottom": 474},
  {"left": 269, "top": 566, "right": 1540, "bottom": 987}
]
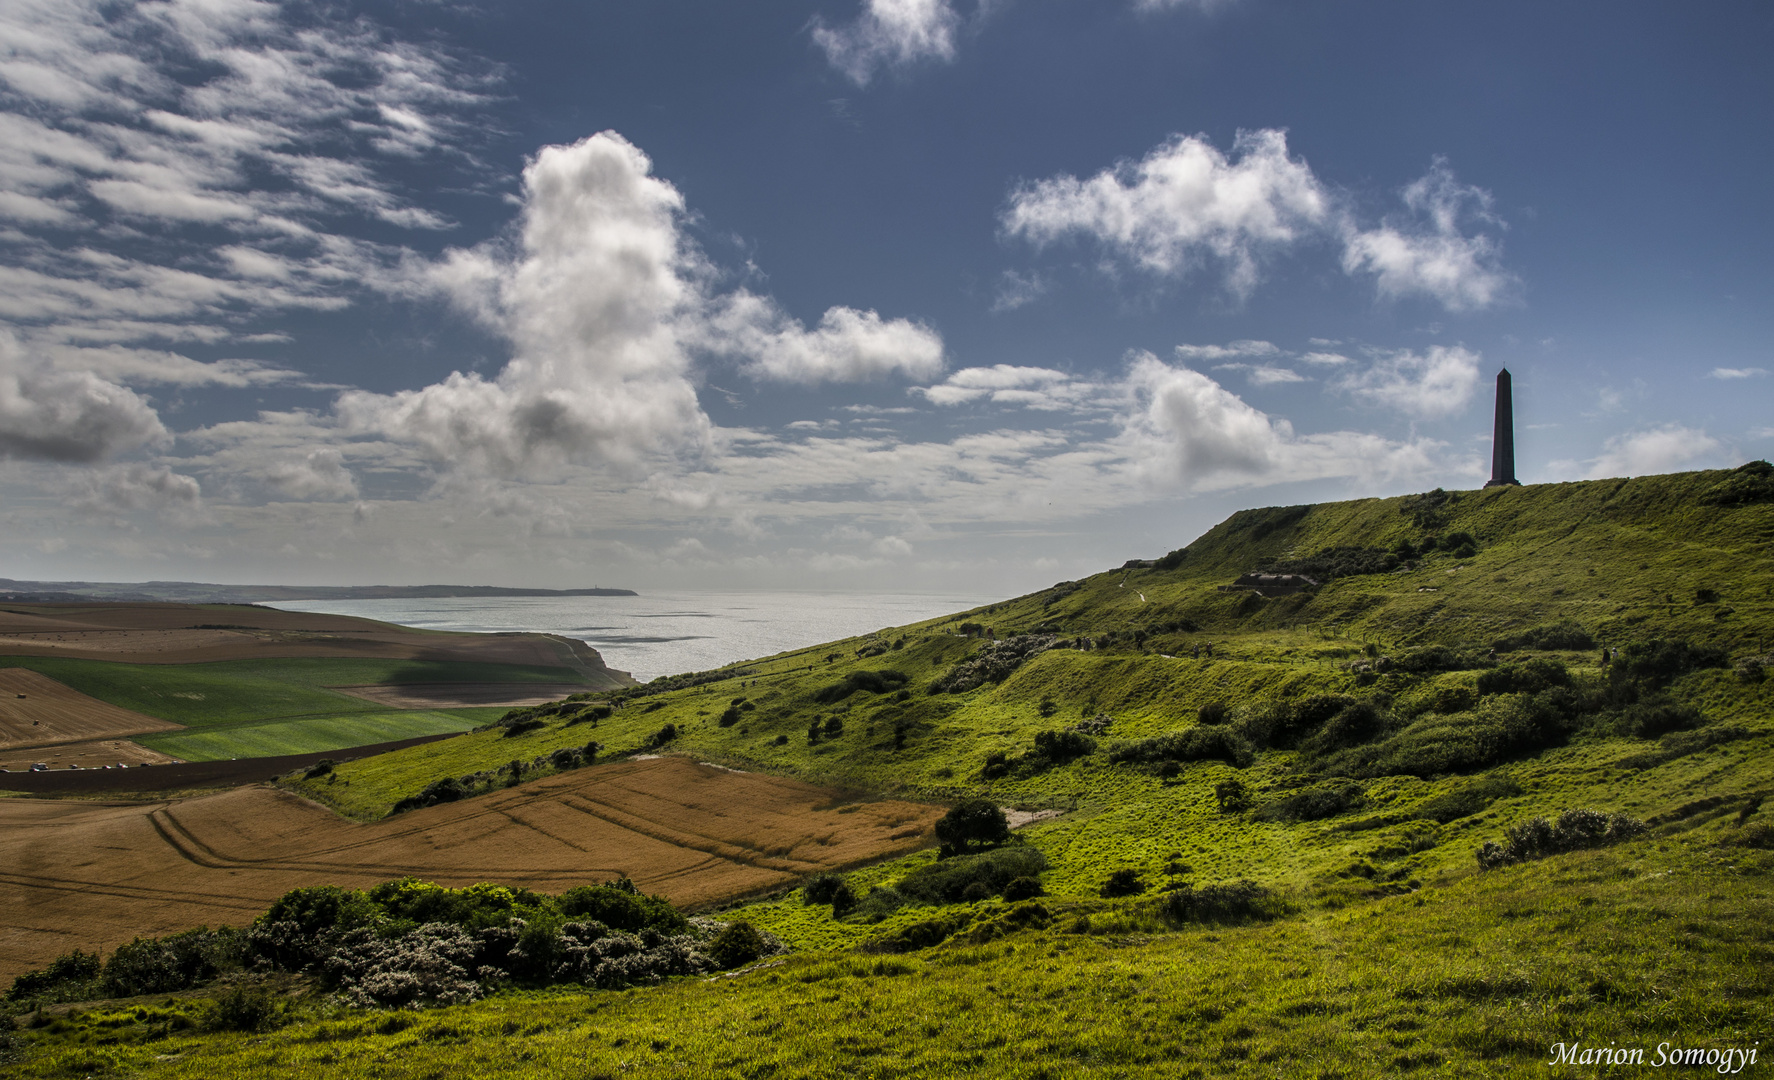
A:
[
  {"left": 138, "top": 709, "right": 504, "bottom": 761},
  {"left": 9, "top": 467, "right": 1773, "bottom": 1076},
  {"left": 9, "top": 829, "right": 1771, "bottom": 1078},
  {"left": 0, "top": 656, "right": 586, "bottom": 728}
]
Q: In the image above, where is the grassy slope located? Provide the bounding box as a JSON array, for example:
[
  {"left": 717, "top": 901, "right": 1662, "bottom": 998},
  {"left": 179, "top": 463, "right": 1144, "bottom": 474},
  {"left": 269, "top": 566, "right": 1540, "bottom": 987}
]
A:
[{"left": 10, "top": 468, "right": 1774, "bottom": 1075}]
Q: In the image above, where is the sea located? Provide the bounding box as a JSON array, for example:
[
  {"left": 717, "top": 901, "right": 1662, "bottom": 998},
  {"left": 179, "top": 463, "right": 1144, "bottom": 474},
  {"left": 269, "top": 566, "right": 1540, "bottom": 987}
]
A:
[{"left": 260, "top": 591, "right": 1001, "bottom": 683}]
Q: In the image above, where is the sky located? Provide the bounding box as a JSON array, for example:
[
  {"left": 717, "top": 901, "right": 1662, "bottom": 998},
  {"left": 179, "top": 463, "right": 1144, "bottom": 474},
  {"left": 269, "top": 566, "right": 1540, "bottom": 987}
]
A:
[{"left": 0, "top": 0, "right": 1770, "bottom": 596}]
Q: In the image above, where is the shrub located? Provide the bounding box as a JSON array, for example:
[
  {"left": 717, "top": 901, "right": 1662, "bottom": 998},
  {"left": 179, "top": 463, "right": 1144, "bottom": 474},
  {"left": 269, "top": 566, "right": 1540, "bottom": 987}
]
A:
[
  {"left": 850, "top": 885, "right": 908, "bottom": 922},
  {"left": 1031, "top": 729, "right": 1095, "bottom": 763},
  {"left": 934, "top": 799, "right": 1010, "bottom": 853},
  {"left": 1154, "top": 546, "right": 1189, "bottom": 571},
  {"left": 1476, "top": 658, "right": 1571, "bottom": 696},
  {"left": 1413, "top": 775, "right": 1522, "bottom": 823},
  {"left": 1197, "top": 702, "right": 1229, "bottom": 726},
  {"left": 103, "top": 927, "right": 246, "bottom": 997},
  {"left": 1699, "top": 460, "right": 1774, "bottom": 507},
  {"left": 929, "top": 636, "right": 1057, "bottom": 694},
  {"left": 324, "top": 923, "right": 484, "bottom": 1008},
  {"left": 830, "top": 882, "right": 858, "bottom": 918},
  {"left": 304, "top": 759, "right": 335, "bottom": 779},
  {"left": 960, "top": 881, "right": 994, "bottom": 903},
  {"left": 1099, "top": 869, "right": 1145, "bottom": 898},
  {"left": 707, "top": 921, "right": 766, "bottom": 969},
  {"left": 1157, "top": 880, "right": 1281, "bottom": 924},
  {"left": 1476, "top": 808, "right": 1646, "bottom": 869},
  {"left": 7, "top": 949, "right": 102, "bottom": 1002},
  {"left": 206, "top": 983, "right": 280, "bottom": 1032},
  {"left": 557, "top": 880, "right": 685, "bottom": 934},
  {"left": 1321, "top": 691, "right": 1573, "bottom": 779},
  {"left": 502, "top": 718, "right": 545, "bottom": 737},
  {"left": 1109, "top": 727, "right": 1254, "bottom": 769},
  {"left": 391, "top": 777, "right": 471, "bottom": 815},
  {"left": 566, "top": 705, "right": 613, "bottom": 726},
  {"left": 650, "top": 723, "right": 680, "bottom": 747},
  {"left": 1297, "top": 703, "right": 1389, "bottom": 757},
  {"left": 1251, "top": 781, "right": 1366, "bottom": 823},
  {"left": 718, "top": 706, "right": 743, "bottom": 727},
  {"left": 1491, "top": 621, "right": 1596, "bottom": 653},
  {"left": 813, "top": 669, "right": 909, "bottom": 704},
  {"left": 1611, "top": 639, "right": 1729, "bottom": 689},
  {"left": 896, "top": 847, "right": 1048, "bottom": 905},
  {"left": 1254, "top": 545, "right": 1399, "bottom": 582},
  {"left": 549, "top": 747, "right": 583, "bottom": 770},
  {"left": 1214, "top": 779, "right": 1253, "bottom": 813},
  {"left": 1002, "top": 876, "right": 1044, "bottom": 902},
  {"left": 1231, "top": 694, "right": 1355, "bottom": 749},
  {"left": 802, "top": 873, "right": 845, "bottom": 906},
  {"left": 1617, "top": 699, "right": 1703, "bottom": 739}
]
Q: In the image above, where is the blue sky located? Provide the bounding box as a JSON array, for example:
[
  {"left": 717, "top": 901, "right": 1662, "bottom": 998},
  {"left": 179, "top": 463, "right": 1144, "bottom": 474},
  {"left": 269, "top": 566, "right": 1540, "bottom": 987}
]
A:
[{"left": 0, "top": 0, "right": 1769, "bottom": 594}]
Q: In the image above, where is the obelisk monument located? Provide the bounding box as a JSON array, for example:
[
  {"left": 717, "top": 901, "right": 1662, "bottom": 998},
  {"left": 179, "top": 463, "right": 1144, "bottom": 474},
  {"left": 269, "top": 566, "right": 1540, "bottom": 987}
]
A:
[{"left": 1484, "top": 368, "right": 1520, "bottom": 488}]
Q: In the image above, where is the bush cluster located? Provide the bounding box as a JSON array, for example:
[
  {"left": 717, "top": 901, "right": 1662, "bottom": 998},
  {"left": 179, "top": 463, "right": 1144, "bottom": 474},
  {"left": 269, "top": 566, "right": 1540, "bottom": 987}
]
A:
[
  {"left": 1698, "top": 459, "right": 1774, "bottom": 507},
  {"left": 929, "top": 636, "right": 1058, "bottom": 694},
  {"left": 1491, "top": 620, "right": 1596, "bottom": 653},
  {"left": 1156, "top": 880, "right": 1282, "bottom": 925},
  {"left": 1476, "top": 809, "right": 1646, "bottom": 870},
  {"left": 813, "top": 669, "right": 909, "bottom": 704},
  {"left": 980, "top": 729, "right": 1097, "bottom": 780},
  {"left": 1251, "top": 781, "right": 1366, "bottom": 823},
  {"left": 8, "top": 876, "right": 776, "bottom": 1011},
  {"left": 1254, "top": 545, "right": 1403, "bottom": 582},
  {"left": 1108, "top": 727, "right": 1255, "bottom": 770}
]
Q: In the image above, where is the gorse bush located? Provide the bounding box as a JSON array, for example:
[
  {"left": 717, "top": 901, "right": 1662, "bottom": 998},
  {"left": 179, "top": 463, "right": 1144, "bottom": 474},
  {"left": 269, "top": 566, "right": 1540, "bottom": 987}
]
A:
[
  {"left": 1251, "top": 781, "right": 1366, "bottom": 823},
  {"left": 929, "top": 636, "right": 1057, "bottom": 694},
  {"left": 1476, "top": 809, "right": 1646, "bottom": 869},
  {"left": 1110, "top": 727, "right": 1255, "bottom": 769},
  {"left": 813, "top": 669, "right": 909, "bottom": 704},
  {"left": 102, "top": 927, "right": 246, "bottom": 997},
  {"left": 892, "top": 846, "right": 1049, "bottom": 907},
  {"left": 5, "top": 949, "right": 101, "bottom": 1003},
  {"left": 1491, "top": 620, "right": 1596, "bottom": 653},
  {"left": 1157, "top": 880, "right": 1283, "bottom": 925},
  {"left": 933, "top": 799, "right": 1010, "bottom": 853}
]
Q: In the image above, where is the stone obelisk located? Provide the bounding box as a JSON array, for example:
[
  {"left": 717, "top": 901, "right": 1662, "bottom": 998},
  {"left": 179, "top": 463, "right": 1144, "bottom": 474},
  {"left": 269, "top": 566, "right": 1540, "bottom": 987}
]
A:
[{"left": 1484, "top": 368, "right": 1520, "bottom": 488}]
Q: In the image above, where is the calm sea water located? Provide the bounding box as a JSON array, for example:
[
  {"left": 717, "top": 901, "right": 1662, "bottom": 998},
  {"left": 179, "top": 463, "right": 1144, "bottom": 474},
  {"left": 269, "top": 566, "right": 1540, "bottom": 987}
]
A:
[{"left": 260, "top": 591, "right": 999, "bottom": 683}]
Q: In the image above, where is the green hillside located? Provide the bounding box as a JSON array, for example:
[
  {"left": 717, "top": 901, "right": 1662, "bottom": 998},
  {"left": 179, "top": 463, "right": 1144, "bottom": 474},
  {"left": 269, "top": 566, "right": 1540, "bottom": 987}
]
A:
[{"left": 7, "top": 465, "right": 1773, "bottom": 1077}]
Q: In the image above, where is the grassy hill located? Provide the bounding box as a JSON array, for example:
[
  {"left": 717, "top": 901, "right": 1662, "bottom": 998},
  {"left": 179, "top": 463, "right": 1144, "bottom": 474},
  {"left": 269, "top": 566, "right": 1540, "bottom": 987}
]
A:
[{"left": 6, "top": 465, "right": 1772, "bottom": 1077}]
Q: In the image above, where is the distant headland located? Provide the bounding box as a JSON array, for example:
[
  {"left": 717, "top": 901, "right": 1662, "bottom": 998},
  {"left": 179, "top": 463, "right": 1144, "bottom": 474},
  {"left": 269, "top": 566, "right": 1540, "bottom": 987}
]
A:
[{"left": 0, "top": 579, "right": 638, "bottom": 604}]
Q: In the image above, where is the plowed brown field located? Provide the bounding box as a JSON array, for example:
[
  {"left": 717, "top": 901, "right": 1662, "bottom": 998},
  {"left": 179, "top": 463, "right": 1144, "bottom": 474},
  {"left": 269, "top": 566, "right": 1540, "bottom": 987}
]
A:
[
  {"left": 0, "top": 668, "right": 182, "bottom": 749},
  {"left": 0, "top": 603, "right": 631, "bottom": 685},
  {"left": 0, "top": 756, "right": 940, "bottom": 978}
]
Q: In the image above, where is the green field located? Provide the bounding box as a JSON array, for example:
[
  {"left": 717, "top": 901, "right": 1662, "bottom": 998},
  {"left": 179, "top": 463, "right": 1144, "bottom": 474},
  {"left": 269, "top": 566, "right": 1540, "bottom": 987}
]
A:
[
  {"left": 6, "top": 466, "right": 1773, "bottom": 1076},
  {"left": 138, "top": 709, "right": 505, "bottom": 762},
  {"left": 0, "top": 655, "right": 586, "bottom": 729}
]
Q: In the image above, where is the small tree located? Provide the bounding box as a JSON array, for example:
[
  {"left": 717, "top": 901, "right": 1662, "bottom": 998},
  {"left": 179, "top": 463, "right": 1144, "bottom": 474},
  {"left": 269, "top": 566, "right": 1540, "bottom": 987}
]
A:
[
  {"left": 1214, "top": 779, "right": 1252, "bottom": 814},
  {"left": 934, "top": 798, "right": 1010, "bottom": 854}
]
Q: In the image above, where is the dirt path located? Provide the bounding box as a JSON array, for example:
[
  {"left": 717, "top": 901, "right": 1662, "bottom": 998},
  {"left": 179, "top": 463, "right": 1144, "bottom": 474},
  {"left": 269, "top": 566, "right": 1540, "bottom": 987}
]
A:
[{"left": 0, "top": 756, "right": 941, "bottom": 978}]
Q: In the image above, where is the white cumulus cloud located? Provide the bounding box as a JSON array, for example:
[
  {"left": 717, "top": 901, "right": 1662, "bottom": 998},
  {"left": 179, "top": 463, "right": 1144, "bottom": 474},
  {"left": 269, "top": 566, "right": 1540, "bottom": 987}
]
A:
[
  {"left": 1003, "top": 129, "right": 1331, "bottom": 299},
  {"left": 1341, "top": 161, "right": 1516, "bottom": 311},
  {"left": 340, "top": 133, "right": 710, "bottom": 478},
  {"left": 813, "top": 0, "right": 962, "bottom": 86},
  {"left": 1588, "top": 425, "right": 1724, "bottom": 479},
  {"left": 1335, "top": 345, "right": 1481, "bottom": 419},
  {"left": 710, "top": 293, "right": 945, "bottom": 384},
  {"left": 0, "top": 333, "right": 166, "bottom": 462}
]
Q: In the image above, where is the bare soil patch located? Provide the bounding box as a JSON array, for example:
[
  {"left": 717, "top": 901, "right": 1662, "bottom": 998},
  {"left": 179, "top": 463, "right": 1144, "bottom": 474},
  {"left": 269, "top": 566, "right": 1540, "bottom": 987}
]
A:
[
  {"left": 0, "top": 603, "right": 631, "bottom": 686},
  {"left": 0, "top": 668, "right": 182, "bottom": 749},
  {"left": 0, "top": 756, "right": 940, "bottom": 978},
  {"left": 331, "top": 682, "right": 595, "bottom": 709}
]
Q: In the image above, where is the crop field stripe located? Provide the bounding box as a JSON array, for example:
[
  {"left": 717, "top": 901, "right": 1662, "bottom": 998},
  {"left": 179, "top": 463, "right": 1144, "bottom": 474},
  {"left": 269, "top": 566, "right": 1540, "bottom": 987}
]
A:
[{"left": 555, "top": 791, "right": 825, "bottom": 874}]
